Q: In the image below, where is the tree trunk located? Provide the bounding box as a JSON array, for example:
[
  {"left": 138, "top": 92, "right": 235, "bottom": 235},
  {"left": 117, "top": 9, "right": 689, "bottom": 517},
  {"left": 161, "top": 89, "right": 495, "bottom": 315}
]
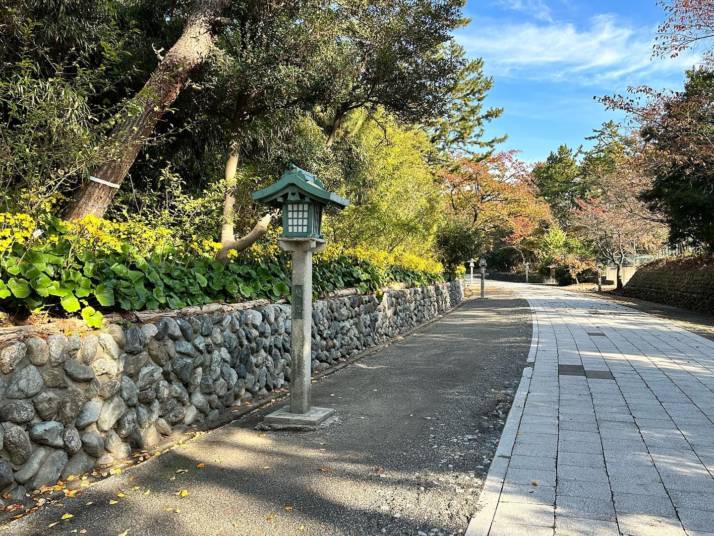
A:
[
  {"left": 65, "top": 0, "right": 231, "bottom": 220},
  {"left": 217, "top": 214, "right": 273, "bottom": 262},
  {"left": 220, "top": 151, "right": 240, "bottom": 247},
  {"left": 616, "top": 263, "right": 624, "bottom": 290},
  {"left": 325, "top": 113, "right": 345, "bottom": 148},
  {"left": 216, "top": 148, "right": 272, "bottom": 262}
]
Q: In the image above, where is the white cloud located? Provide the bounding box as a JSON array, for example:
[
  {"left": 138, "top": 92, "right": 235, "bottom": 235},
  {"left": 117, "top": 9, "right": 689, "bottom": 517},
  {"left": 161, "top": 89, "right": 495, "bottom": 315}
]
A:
[
  {"left": 494, "top": 0, "right": 553, "bottom": 22},
  {"left": 458, "top": 14, "right": 701, "bottom": 86}
]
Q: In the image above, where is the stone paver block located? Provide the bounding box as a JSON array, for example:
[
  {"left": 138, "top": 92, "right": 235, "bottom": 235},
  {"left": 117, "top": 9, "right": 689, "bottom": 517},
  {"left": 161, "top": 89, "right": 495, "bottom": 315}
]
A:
[
  {"left": 618, "top": 513, "right": 688, "bottom": 536},
  {"left": 556, "top": 495, "right": 616, "bottom": 521},
  {"left": 557, "top": 480, "right": 613, "bottom": 500},
  {"left": 493, "top": 502, "right": 555, "bottom": 528},
  {"left": 558, "top": 440, "right": 603, "bottom": 455},
  {"left": 505, "top": 467, "right": 556, "bottom": 487},
  {"left": 557, "top": 452, "right": 605, "bottom": 468},
  {"left": 613, "top": 492, "right": 678, "bottom": 517},
  {"left": 557, "top": 464, "right": 610, "bottom": 483},
  {"left": 668, "top": 490, "right": 714, "bottom": 512},
  {"left": 509, "top": 455, "right": 557, "bottom": 472},
  {"left": 555, "top": 517, "right": 619, "bottom": 536},
  {"left": 490, "top": 522, "right": 555, "bottom": 536},
  {"left": 500, "top": 483, "right": 555, "bottom": 505},
  {"left": 678, "top": 509, "right": 714, "bottom": 533}
]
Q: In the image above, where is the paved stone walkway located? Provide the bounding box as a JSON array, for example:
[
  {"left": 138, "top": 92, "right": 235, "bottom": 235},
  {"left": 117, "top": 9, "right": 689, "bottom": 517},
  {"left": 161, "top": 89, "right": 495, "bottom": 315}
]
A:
[{"left": 468, "top": 283, "right": 714, "bottom": 536}]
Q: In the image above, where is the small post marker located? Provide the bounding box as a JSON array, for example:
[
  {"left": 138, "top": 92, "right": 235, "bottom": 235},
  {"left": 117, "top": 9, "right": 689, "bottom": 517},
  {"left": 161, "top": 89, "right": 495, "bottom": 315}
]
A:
[
  {"left": 524, "top": 262, "right": 530, "bottom": 284},
  {"left": 597, "top": 265, "right": 603, "bottom": 292},
  {"left": 469, "top": 259, "right": 475, "bottom": 286},
  {"left": 479, "top": 258, "right": 487, "bottom": 299},
  {"left": 251, "top": 165, "right": 349, "bottom": 429}
]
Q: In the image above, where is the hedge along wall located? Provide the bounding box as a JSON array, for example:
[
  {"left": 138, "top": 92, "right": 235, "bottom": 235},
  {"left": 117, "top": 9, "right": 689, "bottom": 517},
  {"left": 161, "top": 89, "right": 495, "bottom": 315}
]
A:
[
  {"left": 623, "top": 256, "right": 714, "bottom": 314},
  {"left": 0, "top": 281, "right": 463, "bottom": 498}
]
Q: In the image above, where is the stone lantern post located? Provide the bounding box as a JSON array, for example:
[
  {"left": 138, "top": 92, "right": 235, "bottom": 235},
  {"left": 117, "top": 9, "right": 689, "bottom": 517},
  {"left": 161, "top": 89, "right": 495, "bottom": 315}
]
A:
[
  {"left": 469, "top": 259, "right": 475, "bottom": 286},
  {"left": 251, "top": 165, "right": 349, "bottom": 427},
  {"left": 479, "top": 258, "right": 487, "bottom": 299}
]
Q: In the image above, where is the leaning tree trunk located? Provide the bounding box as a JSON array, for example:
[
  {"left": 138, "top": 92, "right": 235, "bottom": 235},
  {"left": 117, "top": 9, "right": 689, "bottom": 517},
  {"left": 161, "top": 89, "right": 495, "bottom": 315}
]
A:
[
  {"left": 216, "top": 148, "right": 272, "bottom": 262},
  {"left": 65, "top": 0, "right": 231, "bottom": 220}
]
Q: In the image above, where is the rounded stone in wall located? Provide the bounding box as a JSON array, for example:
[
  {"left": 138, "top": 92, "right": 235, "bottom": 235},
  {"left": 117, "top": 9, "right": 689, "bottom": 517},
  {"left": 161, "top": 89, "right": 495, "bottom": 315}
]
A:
[
  {"left": 25, "top": 338, "right": 48, "bottom": 366},
  {"left": 3, "top": 423, "right": 32, "bottom": 465},
  {"left": 0, "top": 400, "right": 35, "bottom": 424},
  {"left": 0, "top": 342, "right": 27, "bottom": 374}
]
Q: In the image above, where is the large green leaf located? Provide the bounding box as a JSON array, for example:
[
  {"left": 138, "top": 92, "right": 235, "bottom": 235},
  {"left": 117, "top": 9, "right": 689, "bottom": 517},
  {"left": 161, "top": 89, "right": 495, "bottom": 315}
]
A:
[
  {"left": 31, "top": 274, "right": 54, "bottom": 297},
  {"left": 4, "top": 257, "right": 21, "bottom": 276},
  {"left": 60, "top": 294, "right": 81, "bottom": 313},
  {"left": 0, "top": 280, "right": 10, "bottom": 299},
  {"left": 81, "top": 306, "right": 104, "bottom": 328},
  {"left": 238, "top": 282, "right": 255, "bottom": 298},
  {"left": 273, "top": 281, "right": 290, "bottom": 296},
  {"left": 94, "top": 284, "right": 115, "bottom": 307},
  {"left": 7, "top": 278, "right": 31, "bottom": 298},
  {"left": 47, "top": 283, "right": 72, "bottom": 297}
]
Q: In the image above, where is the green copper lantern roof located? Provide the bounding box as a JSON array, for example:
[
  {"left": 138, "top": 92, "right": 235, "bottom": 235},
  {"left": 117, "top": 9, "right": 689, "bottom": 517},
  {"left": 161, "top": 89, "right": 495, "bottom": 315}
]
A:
[{"left": 251, "top": 165, "right": 349, "bottom": 209}]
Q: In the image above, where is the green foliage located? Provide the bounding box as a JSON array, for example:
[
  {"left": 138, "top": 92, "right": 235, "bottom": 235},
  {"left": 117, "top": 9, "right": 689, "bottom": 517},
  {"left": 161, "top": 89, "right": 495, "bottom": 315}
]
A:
[
  {"left": 0, "top": 214, "right": 443, "bottom": 326},
  {"left": 428, "top": 46, "right": 505, "bottom": 159},
  {"left": 326, "top": 111, "right": 443, "bottom": 257},
  {"left": 532, "top": 145, "right": 586, "bottom": 227},
  {"left": 534, "top": 228, "right": 594, "bottom": 284},
  {"left": 0, "top": 0, "right": 157, "bottom": 211},
  {"left": 640, "top": 68, "right": 714, "bottom": 250},
  {"left": 434, "top": 223, "right": 484, "bottom": 276}
]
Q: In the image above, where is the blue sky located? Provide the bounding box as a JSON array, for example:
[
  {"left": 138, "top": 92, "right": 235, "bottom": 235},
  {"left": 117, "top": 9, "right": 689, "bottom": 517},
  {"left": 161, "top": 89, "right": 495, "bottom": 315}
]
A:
[{"left": 458, "top": 0, "right": 701, "bottom": 162}]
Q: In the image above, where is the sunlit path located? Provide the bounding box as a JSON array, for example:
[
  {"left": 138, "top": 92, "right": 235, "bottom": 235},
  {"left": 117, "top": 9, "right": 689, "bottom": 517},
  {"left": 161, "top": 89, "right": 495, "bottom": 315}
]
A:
[{"left": 469, "top": 282, "right": 714, "bottom": 536}]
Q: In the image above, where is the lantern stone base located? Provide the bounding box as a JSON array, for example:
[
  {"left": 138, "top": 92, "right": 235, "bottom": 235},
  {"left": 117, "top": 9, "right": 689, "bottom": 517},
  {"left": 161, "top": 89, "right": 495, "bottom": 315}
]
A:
[{"left": 262, "top": 406, "right": 335, "bottom": 430}]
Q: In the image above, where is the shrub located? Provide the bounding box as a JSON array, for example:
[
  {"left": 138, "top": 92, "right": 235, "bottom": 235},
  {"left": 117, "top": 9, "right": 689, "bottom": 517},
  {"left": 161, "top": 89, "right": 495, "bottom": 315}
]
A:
[{"left": 0, "top": 214, "right": 445, "bottom": 326}]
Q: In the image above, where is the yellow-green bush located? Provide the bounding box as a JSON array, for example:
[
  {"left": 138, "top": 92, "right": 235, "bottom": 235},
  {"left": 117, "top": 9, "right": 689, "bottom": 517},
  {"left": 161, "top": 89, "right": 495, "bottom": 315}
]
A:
[{"left": 0, "top": 214, "right": 445, "bottom": 326}]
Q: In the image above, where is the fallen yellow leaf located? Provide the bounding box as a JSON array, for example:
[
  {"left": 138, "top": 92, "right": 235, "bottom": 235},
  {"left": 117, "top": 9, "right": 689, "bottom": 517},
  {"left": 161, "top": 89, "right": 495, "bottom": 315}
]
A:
[
  {"left": 118, "top": 531, "right": 129, "bottom": 536},
  {"left": 109, "top": 500, "right": 118, "bottom": 505},
  {"left": 61, "top": 513, "right": 74, "bottom": 520},
  {"left": 177, "top": 489, "right": 189, "bottom": 498},
  {"left": 116, "top": 492, "right": 126, "bottom": 498},
  {"left": 196, "top": 463, "right": 205, "bottom": 469}
]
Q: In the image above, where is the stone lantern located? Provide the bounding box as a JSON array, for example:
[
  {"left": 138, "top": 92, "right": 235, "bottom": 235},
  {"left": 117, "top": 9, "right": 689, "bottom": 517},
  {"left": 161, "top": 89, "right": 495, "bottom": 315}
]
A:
[
  {"left": 252, "top": 165, "right": 348, "bottom": 240},
  {"left": 252, "top": 165, "right": 348, "bottom": 428}
]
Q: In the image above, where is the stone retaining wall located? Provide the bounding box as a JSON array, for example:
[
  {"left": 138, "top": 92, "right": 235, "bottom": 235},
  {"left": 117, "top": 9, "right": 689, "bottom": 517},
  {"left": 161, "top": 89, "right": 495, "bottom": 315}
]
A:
[
  {"left": 623, "top": 257, "right": 714, "bottom": 314},
  {"left": 0, "top": 281, "right": 463, "bottom": 498}
]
